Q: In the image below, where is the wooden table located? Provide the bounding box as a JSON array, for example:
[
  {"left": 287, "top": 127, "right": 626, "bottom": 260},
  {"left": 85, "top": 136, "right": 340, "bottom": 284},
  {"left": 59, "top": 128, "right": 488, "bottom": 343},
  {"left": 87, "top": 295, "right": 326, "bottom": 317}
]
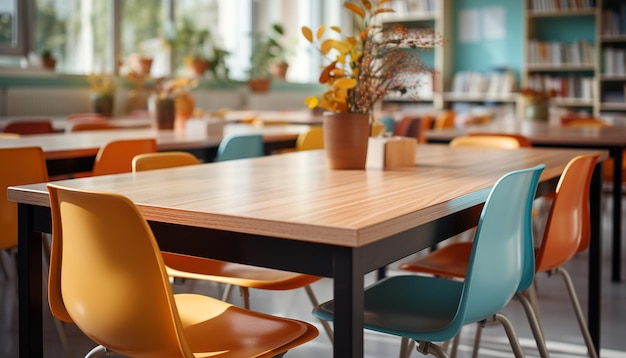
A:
[
  {"left": 223, "top": 109, "right": 323, "bottom": 125},
  {"left": 0, "top": 124, "right": 309, "bottom": 176},
  {"left": 9, "top": 145, "right": 605, "bottom": 357},
  {"left": 426, "top": 121, "right": 625, "bottom": 284}
]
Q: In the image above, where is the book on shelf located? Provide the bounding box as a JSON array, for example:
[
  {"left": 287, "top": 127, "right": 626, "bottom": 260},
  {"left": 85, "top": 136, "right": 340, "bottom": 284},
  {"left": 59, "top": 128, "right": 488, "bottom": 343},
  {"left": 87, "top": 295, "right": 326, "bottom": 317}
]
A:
[
  {"left": 528, "top": 39, "right": 595, "bottom": 66},
  {"left": 387, "top": 0, "right": 437, "bottom": 16},
  {"left": 530, "top": 0, "right": 595, "bottom": 12},
  {"left": 450, "top": 69, "right": 516, "bottom": 95},
  {"left": 603, "top": 47, "right": 626, "bottom": 75},
  {"left": 528, "top": 74, "right": 594, "bottom": 100},
  {"left": 602, "top": 8, "right": 626, "bottom": 36}
]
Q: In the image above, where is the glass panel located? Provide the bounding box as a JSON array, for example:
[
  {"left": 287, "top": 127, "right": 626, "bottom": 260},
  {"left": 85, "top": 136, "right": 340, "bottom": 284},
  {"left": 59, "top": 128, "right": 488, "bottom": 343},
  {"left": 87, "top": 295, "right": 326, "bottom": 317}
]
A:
[
  {"left": 120, "top": 0, "right": 167, "bottom": 77},
  {"left": 35, "top": 0, "right": 113, "bottom": 74},
  {"left": 0, "top": 0, "right": 17, "bottom": 47}
]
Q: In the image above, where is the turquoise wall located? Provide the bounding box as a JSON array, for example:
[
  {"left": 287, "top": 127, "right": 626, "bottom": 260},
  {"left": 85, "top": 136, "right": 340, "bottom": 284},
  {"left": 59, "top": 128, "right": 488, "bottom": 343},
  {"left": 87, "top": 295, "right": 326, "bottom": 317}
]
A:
[{"left": 452, "top": 0, "right": 524, "bottom": 83}]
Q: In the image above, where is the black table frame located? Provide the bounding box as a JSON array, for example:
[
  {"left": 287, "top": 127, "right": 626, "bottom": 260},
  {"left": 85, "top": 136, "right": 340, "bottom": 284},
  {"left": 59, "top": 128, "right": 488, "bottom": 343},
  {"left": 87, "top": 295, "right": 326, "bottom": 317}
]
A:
[{"left": 17, "top": 171, "right": 602, "bottom": 357}]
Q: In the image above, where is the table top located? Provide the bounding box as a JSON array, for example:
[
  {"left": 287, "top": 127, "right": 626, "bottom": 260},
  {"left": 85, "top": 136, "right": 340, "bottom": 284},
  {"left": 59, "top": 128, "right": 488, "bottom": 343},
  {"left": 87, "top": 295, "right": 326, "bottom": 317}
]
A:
[
  {"left": 0, "top": 123, "right": 309, "bottom": 160},
  {"left": 8, "top": 144, "right": 604, "bottom": 248},
  {"left": 426, "top": 120, "right": 626, "bottom": 146}
]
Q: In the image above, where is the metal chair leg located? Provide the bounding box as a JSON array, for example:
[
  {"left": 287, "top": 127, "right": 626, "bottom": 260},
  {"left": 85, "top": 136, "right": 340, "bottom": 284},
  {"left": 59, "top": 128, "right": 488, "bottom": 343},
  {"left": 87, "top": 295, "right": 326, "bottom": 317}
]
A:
[
  {"left": 399, "top": 337, "right": 411, "bottom": 358},
  {"left": 494, "top": 312, "right": 525, "bottom": 358},
  {"left": 515, "top": 292, "right": 550, "bottom": 358},
  {"left": 304, "top": 285, "right": 334, "bottom": 343},
  {"left": 416, "top": 341, "right": 451, "bottom": 358},
  {"left": 472, "top": 321, "right": 484, "bottom": 358},
  {"left": 555, "top": 267, "right": 598, "bottom": 358}
]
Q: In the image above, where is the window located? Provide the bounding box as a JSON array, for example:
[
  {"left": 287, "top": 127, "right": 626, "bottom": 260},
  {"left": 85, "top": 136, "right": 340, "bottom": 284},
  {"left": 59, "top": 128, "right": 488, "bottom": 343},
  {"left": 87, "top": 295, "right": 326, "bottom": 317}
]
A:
[
  {"left": 1, "top": 0, "right": 345, "bottom": 83},
  {"left": 35, "top": 0, "right": 114, "bottom": 74},
  {"left": 0, "top": 0, "right": 26, "bottom": 56}
]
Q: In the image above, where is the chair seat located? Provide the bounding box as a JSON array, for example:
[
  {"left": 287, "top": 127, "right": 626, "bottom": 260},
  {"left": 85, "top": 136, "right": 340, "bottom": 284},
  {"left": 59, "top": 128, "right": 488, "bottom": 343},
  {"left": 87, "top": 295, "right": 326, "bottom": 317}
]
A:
[
  {"left": 315, "top": 276, "right": 464, "bottom": 342},
  {"left": 398, "top": 242, "right": 473, "bottom": 279},
  {"left": 163, "top": 252, "right": 321, "bottom": 290},
  {"left": 175, "top": 293, "right": 318, "bottom": 358}
]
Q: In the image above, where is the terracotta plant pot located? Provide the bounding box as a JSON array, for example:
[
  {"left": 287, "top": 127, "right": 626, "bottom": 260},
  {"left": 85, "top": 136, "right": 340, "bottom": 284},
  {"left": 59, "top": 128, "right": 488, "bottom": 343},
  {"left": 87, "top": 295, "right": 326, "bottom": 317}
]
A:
[
  {"left": 186, "top": 58, "right": 209, "bottom": 77},
  {"left": 248, "top": 78, "right": 271, "bottom": 92},
  {"left": 41, "top": 57, "right": 57, "bottom": 71},
  {"left": 323, "top": 112, "right": 371, "bottom": 170},
  {"left": 270, "top": 61, "right": 289, "bottom": 80}
]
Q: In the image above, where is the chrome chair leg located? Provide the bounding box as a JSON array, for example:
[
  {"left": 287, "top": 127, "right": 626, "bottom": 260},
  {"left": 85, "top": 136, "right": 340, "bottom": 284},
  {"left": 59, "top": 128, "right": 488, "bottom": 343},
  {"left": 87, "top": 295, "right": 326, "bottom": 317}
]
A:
[{"left": 471, "top": 322, "right": 483, "bottom": 358}]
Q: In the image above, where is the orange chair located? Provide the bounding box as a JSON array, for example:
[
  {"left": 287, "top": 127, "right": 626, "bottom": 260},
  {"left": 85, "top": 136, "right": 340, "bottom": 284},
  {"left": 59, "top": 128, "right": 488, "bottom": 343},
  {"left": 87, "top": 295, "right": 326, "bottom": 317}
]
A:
[
  {"left": 468, "top": 132, "right": 533, "bottom": 147},
  {"left": 399, "top": 154, "right": 600, "bottom": 358},
  {"left": 92, "top": 138, "right": 157, "bottom": 176},
  {"left": 47, "top": 184, "right": 318, "bottom": 358},
  {"left": 66, "top": 121, "right": 117, "bottom": 132},
  {"left": 3, "top": 119, "right": 55, "bottom": 135},
  {"left": 562, "top": 117, "right": 624, "bottom": 186},
  {"left": 132, "top": 151, "right": 334, "bottom": 342},
  {"left": 432, "top": 110, "right": 455, "bottom": 130},
  {"left": 449, "top": 135, "right": 521, "bottom": 149},
  {"left": 0, "top": 147, "right": 71, "bottom": 356}
]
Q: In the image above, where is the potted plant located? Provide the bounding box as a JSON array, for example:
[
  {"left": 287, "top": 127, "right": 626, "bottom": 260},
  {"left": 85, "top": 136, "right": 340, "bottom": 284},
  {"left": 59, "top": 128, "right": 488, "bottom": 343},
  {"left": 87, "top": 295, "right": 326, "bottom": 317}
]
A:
[
  {"left": 40, "top": 48, "right": 57, "bottom": 71},
  {"left": 249, "top": 23, "right": 287, "bottom": 92},
  {"left": 87, "top": 73, "right": 116, "bottom": 117},
  {"left": 172, "top": 18, "right": 212, "bottom": 77},
  {"left": 302, "top": 0, "right": 443, "bottom": 169}
]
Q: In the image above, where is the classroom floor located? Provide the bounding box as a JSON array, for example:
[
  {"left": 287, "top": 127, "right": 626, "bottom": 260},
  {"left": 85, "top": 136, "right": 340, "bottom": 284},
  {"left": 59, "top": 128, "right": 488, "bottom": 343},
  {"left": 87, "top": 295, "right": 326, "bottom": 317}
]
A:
[{"left": 1, "top": 195, "right": 624, "bottom": 358}]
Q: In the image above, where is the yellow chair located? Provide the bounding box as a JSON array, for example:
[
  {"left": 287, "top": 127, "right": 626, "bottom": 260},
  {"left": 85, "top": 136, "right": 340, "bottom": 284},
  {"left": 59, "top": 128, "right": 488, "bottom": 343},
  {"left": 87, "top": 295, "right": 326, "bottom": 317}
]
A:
[
  {"left": 92, "top": 138, "right": 157, "bottom": 176},
  {"left": 47, "top": 184, "right": 318, "bottom": 358},
  {"left": 132, "top": 151, "right": 334, "bottom": 342},
  {"left": 295, "top": 126, "right": 324, "bottom": 151},
  {"left": 0, "top": 147, "right": 71, "bottom": 356},
  {"left": 132, "top": 151, "right": 201, "bottom": 171}
]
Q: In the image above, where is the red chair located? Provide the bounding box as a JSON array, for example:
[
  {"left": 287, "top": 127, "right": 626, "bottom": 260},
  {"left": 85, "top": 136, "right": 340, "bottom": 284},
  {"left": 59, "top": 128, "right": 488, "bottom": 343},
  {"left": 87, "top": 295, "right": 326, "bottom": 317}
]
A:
[{"left": 3, "top": 119, "right": 55, "bottom": 135}]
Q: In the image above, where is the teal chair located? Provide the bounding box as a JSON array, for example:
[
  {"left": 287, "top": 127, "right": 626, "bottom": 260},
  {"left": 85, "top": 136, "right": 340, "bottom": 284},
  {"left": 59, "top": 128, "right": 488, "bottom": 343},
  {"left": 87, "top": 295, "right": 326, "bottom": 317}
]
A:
[
  {"left": 378, "top": 116, "right": 396, "bottom": 134},
  {"left": 313, "top": 164, "right": 545, "bottom": 358},
  {"left": 215, "top": 134, "right": 264, "bottom": 162}
]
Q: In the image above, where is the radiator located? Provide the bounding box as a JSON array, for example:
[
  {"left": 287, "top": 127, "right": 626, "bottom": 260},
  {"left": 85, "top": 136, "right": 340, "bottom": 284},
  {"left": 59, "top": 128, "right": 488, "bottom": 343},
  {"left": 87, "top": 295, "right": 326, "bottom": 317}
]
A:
[{"left": 5, "top": 87, "right": 93, "bottom": 116}]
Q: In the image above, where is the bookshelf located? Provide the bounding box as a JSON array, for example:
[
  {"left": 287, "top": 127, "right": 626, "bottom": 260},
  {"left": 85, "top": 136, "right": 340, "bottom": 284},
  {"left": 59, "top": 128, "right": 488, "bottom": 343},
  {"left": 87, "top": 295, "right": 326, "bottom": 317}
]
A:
[
  {"left": 523, "top": 0, "right": 600, "bottom": 120},
  {"left": 380, "top": 0, "right": 452, "bottom": 113},
  {"left": 599, "top": 0, "right": 626, "bottom": 116}
]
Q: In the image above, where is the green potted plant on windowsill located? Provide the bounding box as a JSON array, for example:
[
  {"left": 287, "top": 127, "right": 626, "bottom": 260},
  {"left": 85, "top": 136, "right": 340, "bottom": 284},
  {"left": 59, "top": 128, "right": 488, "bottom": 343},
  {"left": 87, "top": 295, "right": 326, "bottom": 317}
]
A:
[
  {"left": 172, "top": 18, "right": 230, "bottom": 80},
  {"left": 40, "top": 48, "right": 57, "bottom": 71},
  {"left": 248, "top": 23, "right": 288, "bottom": 92}
]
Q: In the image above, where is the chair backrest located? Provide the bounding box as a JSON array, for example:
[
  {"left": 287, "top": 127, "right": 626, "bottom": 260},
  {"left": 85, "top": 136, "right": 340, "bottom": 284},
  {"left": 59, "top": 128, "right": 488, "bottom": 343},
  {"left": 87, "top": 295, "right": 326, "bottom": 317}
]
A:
[
  {"left": 433, "top": 110, "right": 455, "bottom": 130},
  {"left": 0, "top": 147, "right": 49, "bottom": 251},
  {"left": 535, "top": 154, "right": 599, "bottom": 272},
  {"left": 378, "top": 116, "right": 396, "bottom": 133},
  {"left": 67, "top": 121, "right": 117, "bottom": 132},
  {"left": 296, "top": 126, "right": 324, "bottom": 151},
  {"left": 446, "top": 165, "right": 544, "bottom": 335},
  {"left": 3, "top": 119, "right": 54, "bottom": 135},
  {"left": 467, "top": 132, "right": 532, "bottom": 147},
  {"left": 47, "top": 184, "right": 192, "bottom": 357},
  {"left": 450, "top": 135, "right": 521, "bottom": 149},
  {"left": 133, "top": 152, "right": 200, "bottom": 172},
  {"left": 370, "top": 122, "right": 386, "bottom": 137},
  {"left": 92, "top": 138, "right": 157, "bottom": 176},
  {"left": 215, "top": 134, "right": 264, "bottom": 162},
  {"left": 561, "top": 116, "right": 609, "bottom": 128}
]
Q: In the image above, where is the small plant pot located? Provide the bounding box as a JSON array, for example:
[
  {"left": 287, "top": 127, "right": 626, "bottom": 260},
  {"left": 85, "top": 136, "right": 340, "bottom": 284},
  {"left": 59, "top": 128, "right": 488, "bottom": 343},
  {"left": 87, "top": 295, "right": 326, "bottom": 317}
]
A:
[
  {"left": 41, "top": 57, "right": 57, "bottom": 71},
  {"left": 248, "top": 78, "right": 271, "bottom": 92}
]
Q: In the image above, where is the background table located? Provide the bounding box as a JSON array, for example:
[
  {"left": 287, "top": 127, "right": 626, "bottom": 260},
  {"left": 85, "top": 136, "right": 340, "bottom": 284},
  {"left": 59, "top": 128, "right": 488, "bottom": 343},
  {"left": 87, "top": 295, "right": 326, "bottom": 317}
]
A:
[
  {"left": 0, "top": 124, "right": 309, "bottom": 176},
  {"left": 9, "top": 145, "right": 606, "bottom": 357}
]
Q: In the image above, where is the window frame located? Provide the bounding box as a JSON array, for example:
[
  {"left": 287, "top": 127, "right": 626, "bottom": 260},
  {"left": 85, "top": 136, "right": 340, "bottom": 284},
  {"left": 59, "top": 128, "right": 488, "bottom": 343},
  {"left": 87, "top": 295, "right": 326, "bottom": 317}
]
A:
[{"left": 0, "top": 0, "right": 30, "bottom": 56}]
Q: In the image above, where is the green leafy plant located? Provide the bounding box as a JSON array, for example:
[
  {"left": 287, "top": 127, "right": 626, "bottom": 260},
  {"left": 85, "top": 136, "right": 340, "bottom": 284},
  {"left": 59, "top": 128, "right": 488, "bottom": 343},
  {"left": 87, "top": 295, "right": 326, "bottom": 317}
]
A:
[{"left": 249, "top": 23, "right": 287, "bottom": 80}]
